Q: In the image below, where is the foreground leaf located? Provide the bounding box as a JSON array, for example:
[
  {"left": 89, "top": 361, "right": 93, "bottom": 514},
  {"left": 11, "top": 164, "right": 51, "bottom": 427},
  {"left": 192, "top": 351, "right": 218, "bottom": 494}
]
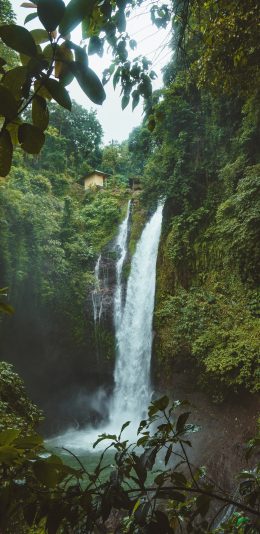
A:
[
  {"left": 0, "top": 445, "right": 21, "bottom": 464},
  {"left": 0, "top": 301, "right": 14, "bottom": 314},
  {"left": 0, "top": 130, "right": 13, "bottom": 176},
  {"left": 32, "top": 95, "right": 49, "bottom": 130},
  {"left": 42, "top": 78, "right": 72, "bottom": 110},
  {"left": 73, "top": 63, "right": 106, "bottom": 105},
  {"left": 176, "top": 412, "right": 191, "bottom": 433},
  {"left": 3, "top": 66, "right": 28, "bottom": 98},
  {"left": 59, "top": 0, "right": 96, "bottom": 37},
  {"left": 0, "top": 25, "right": 38, "bottom": 57},
  {"left": 18, "top": 123, "right": 45, "bottom": 154},
  {"left": 24, "top": 12, "right": 38, "bottom": 25},
  {"left": 55, "top": 42, "right": 74, "bottom": 86},
  {"left": 0, "top": 85, "right": 19, "bottom": 120},
  {"left": 33, "top": 459, "right": 60, "bottom": 488},
  {"left": 30, "top": 28, "right": 50, "bottom": 44},
  {"left": 37, "top": 0, "right": 66, "bottom": 32},
  {"left": 0, "top": 429, "right": 20, "bottom": 446}
]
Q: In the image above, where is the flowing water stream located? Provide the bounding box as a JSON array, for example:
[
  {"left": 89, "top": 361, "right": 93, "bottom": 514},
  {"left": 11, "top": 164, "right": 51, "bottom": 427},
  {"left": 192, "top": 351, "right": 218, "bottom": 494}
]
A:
[
  {"left": 113, "top": 200, "right": 131, "bottom": 331},
  {"left": 111, "top": 202, "right": 164, "bottom": 428},
  {"left": 92, "top": 254, "right": 102, "bottom": 325},
  {"left": 48, "top": 202, "right": 163, "bottom": 453}
]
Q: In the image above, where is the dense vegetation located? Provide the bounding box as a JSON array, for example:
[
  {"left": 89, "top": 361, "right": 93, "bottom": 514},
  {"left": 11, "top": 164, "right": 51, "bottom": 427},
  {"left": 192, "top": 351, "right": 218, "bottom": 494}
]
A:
[
  {"left": 1, "top": 387, "right": 259, "bottom": 533},
  {"left": 151, "top": 89, "right": 260, "bottom": 398},
  {"left": 0, "top": 95, "right": 130, "bottom": 421},
  {"left": 124, "top": 7, "right": 260, "bottom": 399}
]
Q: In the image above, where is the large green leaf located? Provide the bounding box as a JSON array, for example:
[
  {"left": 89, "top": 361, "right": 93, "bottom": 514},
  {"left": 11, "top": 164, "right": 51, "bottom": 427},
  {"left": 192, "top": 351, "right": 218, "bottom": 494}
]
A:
[
  {"left": 88, "top": 36, "right": 103, "bottom": 57},
  {"left": 0, "top": 85, "right": 19, "bottom": 119},
  {"left": 23, "top": 502, "right": 38, "bottom": 527},
  {"left": 3, "top": 66, "right": 28, "bottom": 98},
  {"left": 32, "top": 95, "right": 49, "bottom": 131},
  {"left": 0, "top": 429, "right": 20, "bottom": 446},
  {"left": 33, "top": 460, "right": 60, "bottom": 488},
  {"left": 55, "top": 42, "right": 74, "bottom": 86},
  {"left": 34, "top": 79, "right": 52, "bottom": 100},
  {"left": 42, "top": 78, "right": 72, "bottom": 110},
  {"left": 0, "top": 445, "right": 21, "bottom": 464},
  {"left": 73, "top": 63, "right": 106, "bottom": 105},
  {"left": 30, "top": 28, "right": 50, "bottom": 44},
  {"left": 0, "top": 130, "right": 13, "bottom": 177},
  {"left": 24, "top": 12, "right": 38, "bottom": 25},
  {"left": 14, "top": 433, "right": 43, "bottom": 449},
  {"left": 148, "top": 395, "right": 169, "bottom": 416},
  {"left": 59, "top": 0, "right": 96, "bottom": 37},
  {"left": 37, "top": 0, "right": 66, "bottom": 32},
  {"left": 121, "top": 94, "right": 130, "bottom": 110},
  {"left": 0, "top": 301, "right": 14, "bottom": 314},
  {"left": 68, "top": 41, "right": 88, "bottom": 66},
  {"left": 0, "top": 25, "right": 38, "bottom": 57},
  {"left": 18, "top": 123, "right": 45, "bottom": 154},
  {"left": 42, "top": 43, "right": 54, "bottom": 63},
  {"left": 176, "top": 412, "right": 190, "bottom": 433}
]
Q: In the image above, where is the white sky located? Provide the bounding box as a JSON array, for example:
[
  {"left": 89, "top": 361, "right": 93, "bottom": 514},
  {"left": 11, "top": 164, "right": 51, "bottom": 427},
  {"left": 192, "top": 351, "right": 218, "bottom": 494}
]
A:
[{"left": 11, "top": 0, "right": 172, "bottom": 144}]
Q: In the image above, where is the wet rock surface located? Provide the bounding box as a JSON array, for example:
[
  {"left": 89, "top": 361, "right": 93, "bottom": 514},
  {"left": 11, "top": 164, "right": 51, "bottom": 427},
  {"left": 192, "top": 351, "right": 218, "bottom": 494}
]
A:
[{"left": 158, "top": 371, "right": 259, "bottom": 492}]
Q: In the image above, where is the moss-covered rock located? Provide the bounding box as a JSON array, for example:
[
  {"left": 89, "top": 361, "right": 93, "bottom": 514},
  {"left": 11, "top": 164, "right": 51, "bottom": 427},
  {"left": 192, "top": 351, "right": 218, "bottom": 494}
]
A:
[
  {"left": 0, "top": 361, "right": 43, "bottom": 432},
  {"left": 154, "top": 164, "right": 260, "bottom": 398}
]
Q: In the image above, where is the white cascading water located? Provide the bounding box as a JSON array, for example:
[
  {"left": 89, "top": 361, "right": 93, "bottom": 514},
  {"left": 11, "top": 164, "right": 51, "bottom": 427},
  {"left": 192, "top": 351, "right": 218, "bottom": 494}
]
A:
[
  {"left": 92, "top": 254, "right": 102, "bottom": 324},
  {"left": 110, "top": 202, "right": 164, "bottom": 428},
  {"left": 114, "top": 200, "right": 131, "bottom": 331}
]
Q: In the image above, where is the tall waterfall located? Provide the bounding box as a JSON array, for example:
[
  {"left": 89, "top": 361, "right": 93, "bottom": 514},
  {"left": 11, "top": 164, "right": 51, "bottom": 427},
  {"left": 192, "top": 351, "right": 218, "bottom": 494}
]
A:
[
  {"left": 48, "top": 202, "right": 164, "bottom": 450},
  {"left": 111, "top": 203, "right": 164, "bottom": 426}
]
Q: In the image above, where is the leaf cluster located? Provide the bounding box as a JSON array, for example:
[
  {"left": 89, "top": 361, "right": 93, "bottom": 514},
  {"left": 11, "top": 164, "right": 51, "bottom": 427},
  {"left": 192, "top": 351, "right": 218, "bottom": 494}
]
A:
[
  {"left": 0, "top": 0, "right": 169, "bottom": 176},
  {"left": 0, "top": 396, "right": 259, "bottom": 533}
]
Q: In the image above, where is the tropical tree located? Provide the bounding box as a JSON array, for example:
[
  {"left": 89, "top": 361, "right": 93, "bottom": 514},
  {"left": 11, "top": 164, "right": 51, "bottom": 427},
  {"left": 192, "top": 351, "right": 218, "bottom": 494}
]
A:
[
  {"left": 0, "top": 0, "right": 159, "bottom": 176},
  {"left": 1, "top": 0, "right": 259, "bottom": 176},
  {"left": 49, "top": 102, "right": 103, "bottom": 168}
]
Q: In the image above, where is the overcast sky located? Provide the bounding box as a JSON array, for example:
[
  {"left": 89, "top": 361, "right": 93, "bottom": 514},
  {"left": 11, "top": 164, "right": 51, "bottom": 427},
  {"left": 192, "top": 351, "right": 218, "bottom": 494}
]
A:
[{"left": 11, "top": 0, "right": 172, "bottom": 144}]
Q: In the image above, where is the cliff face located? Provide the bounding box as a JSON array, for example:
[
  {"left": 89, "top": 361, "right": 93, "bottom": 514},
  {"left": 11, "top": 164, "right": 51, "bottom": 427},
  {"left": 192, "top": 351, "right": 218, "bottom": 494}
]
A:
[
  {"left": 153, "top": 163, "right": 260, "bottom": 401},
  {"left": 85, "top": 242, "right": 118, "bottom": 375},
  {"left": 85, "top": 194, "right": 148, "bottom": 372}
]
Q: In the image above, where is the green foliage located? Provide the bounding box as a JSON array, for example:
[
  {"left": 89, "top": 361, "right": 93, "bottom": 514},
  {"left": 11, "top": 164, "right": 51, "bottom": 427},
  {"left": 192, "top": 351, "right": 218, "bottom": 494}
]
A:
[
  {"left": 131, "top": 3, "right": 260, "bottom": 397},
  {"left": 168, "top": 0, "right": 260, "bottom": 97},
  {"left": 37, "top": 101, "right": 103, "bottom": 172},
  {"left": 128, "top": 197, "right": 147, "bottom": 257},
  {"left": 216, "top": 165, "right": 260, "bottom": 284},
  {"left": 0, "top": 1, "right": 259, "bottom": 175},
  {"left": 0, "top": 168, "right": 127, "bottom": 343},
  {"left": 0, "top": 287, "right": 13, "bottom": 315},
  {"left": 0, "top": 361, "right": 42, "bottom": 432},
  {"left": 0, "top": 397, "right": 259, "bottom": 533},
  {"left": 0, "top": 0, "right": 17, "bottom": 67},
  {"left": 0, "top": 0, "right": 15, "bottom": 25},
  {"left": 101, "top": 141, "right": 131, "bottom": 178},
  {"left": 0, "top": 96, "right": 129, "bottom": 370},
  {"left": 155, "top": 275, "right": 260, "bottom": 398},
  {"left": 0, "top": 0, "right": 167, "bottom": 175}
]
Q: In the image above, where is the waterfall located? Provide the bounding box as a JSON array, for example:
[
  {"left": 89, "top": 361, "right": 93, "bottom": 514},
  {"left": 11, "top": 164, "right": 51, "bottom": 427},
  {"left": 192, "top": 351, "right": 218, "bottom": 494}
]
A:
[
  {"left": 114, "top": 200, "right": 131, "bottom": 331},
  {"left": 92, "top": 254, "right": 102, "bottom": 324},
  {"left": 48, "top": 202, "right": 163, "bottom": 450},
  {"left": 111, "top": 203, "right": 164, "bottom": 426}
]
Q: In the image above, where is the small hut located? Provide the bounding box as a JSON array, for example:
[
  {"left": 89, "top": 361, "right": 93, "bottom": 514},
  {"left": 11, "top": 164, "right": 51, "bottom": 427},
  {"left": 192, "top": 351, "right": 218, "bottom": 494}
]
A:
[{"left": 83, "top": 170, "right": 109, "bottom": 190}]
